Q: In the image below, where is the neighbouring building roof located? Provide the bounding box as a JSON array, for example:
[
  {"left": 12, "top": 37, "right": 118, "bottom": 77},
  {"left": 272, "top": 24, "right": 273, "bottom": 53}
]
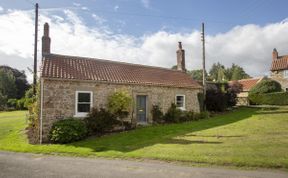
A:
[
  {"left": 271, "top": 55, "right": 288, "bottom": 71},
  {"left": 41, "top": 53, "right": 201, "bottom": 89},
  {"left": 229, "top": 77, "right": 264, "bottom": 92}
]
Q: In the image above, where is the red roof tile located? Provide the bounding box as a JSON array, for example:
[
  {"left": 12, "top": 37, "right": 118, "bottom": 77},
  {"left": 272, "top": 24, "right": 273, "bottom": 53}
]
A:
[
  {"left": 229, "top": 78, "right": 263, "bottom": 91},
  {"left": 41, "top": 53, "right": 201, "bottom": 89},
  {"left": 271, "top": 55, "right": 288, "bottom": 71}
]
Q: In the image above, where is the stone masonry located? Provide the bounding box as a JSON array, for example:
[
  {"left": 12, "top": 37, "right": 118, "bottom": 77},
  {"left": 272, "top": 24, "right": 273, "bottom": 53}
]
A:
[
  {"left": 271, "top": 70, "right": 288, "bottom": 91},
  {"left": 41, "top": 78, "right": 202, "bottom": 142}
]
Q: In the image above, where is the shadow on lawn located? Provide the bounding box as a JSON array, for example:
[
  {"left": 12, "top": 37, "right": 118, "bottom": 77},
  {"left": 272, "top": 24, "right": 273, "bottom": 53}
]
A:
[{"left": 69, "top": 107, "right": 260, "bottom": 153}]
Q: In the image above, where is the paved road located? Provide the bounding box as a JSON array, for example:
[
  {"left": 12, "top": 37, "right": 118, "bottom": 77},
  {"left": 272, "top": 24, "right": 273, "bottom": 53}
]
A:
[{"left": 0, "top": 151, "right": 287, "bottom": 178}]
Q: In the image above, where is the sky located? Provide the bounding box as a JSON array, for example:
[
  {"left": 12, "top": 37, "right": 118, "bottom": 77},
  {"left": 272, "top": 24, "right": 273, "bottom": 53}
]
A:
[{"left": 0, "top": 0, "right": 288, "bottom": 83}]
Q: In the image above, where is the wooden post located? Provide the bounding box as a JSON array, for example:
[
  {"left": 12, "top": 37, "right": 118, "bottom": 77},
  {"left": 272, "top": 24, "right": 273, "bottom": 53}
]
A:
[
  {"left": 201, "top": 23, "right": 206, "bottom": 111},
  {"left": 33, "top": 3, "right": 38, "bottom": 95}
]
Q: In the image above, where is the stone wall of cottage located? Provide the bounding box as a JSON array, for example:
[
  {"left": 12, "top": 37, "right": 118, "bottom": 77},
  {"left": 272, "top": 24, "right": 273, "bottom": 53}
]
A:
[
  {"left": 271, "top": 70, "right": 288, "bottom": 90},
  {"left": 41, "top": 79, "right": 202, "bottom": 142}
]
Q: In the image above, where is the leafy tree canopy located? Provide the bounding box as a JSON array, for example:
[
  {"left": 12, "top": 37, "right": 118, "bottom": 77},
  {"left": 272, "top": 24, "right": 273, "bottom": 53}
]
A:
[
  {"left": 0, "top": 66, "right": 30, "bottom": 99},
  {"left": 0, "top": 68, "right": 17, "bottom": 99},
  {"left": 187, "top": 69, "right": 208, "bottom": 81}
]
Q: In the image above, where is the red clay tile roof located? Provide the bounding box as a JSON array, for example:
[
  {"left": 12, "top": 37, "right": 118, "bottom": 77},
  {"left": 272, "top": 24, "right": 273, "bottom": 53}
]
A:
[
  {"left": 271, "top": 55, "right": 288, "bottom": 71},
  {"left": 41, "top": 53, "right": 201, "bottom": 88},
  {"left": 229, "top": 78, "right": 263, "bottom": 91}
]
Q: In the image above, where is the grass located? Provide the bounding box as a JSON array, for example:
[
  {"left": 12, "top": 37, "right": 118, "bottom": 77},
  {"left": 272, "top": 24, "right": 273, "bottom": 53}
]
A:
[{"left": 0, "top": 107, "right": 288, "bottom": 169}]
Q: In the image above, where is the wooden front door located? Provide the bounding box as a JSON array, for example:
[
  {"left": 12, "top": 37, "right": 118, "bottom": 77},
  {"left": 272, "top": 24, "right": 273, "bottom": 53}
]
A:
[{"left": 136, "top": 95, "right": 147, "bottom": 123}]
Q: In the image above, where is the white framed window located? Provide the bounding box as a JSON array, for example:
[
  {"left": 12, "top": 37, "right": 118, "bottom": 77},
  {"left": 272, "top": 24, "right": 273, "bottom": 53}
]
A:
[
  {"left": 284, "top": 70, "right": 288, "bottom": 78},
  {"left": 175, "top": 95, "right": 185, "bottom": 110},
  {"left": 75, "top": 91, "right": 93, "bottom": 117}
]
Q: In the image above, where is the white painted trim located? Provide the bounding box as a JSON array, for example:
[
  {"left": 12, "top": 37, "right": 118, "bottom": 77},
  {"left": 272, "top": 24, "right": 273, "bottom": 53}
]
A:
[
  {"left": 175, "top": 94, "right": 186, "bottom": 110},
  {"left": 40, "top": 78, "right": 44, "bottom": 144},
  {"left": 74, "top": 91, "right": 93, "bottom": 117},
  {"left": 284, "top": 70, "right": 288, "bottom": 78}
]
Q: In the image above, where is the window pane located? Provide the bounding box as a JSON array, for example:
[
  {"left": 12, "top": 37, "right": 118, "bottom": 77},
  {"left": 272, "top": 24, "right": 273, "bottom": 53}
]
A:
[
  {"left": 78, "top": 104, "right": 90, "bottom": 112},
  {"left": 78, "top": 93, "right": 91, "bottom": 102},
  {"left": 176, "top": 96, "right": 184, "bottom": 107}
]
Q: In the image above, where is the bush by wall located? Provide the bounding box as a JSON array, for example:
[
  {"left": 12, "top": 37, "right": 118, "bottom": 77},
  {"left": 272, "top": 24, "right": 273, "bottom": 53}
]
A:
[
  {"left": 249, "top": 92, "right": 288, "bottom": 105},
  {"left": 84, "top": 107, "right": 118, "bottom": 134},
  {"left": 206, "top": 89, "right": 228, "bottom": 112},
  {"left": 151, "top": 104, "right": 164, "bottom": 124},
  {"left": 163, "top": 103, "right": 182, "bottom": 123},
  {"left": 162, "top": 103, "right": 209, "bottom": 123},
  {"left": 249, "top": 79, "right": 282, "bottom": 95},
  {"left": 49, "top": 118, "right": 88, "bottom": 143}
]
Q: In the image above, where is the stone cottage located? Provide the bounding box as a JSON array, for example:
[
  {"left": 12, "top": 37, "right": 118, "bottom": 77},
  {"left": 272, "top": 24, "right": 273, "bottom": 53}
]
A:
[
  {"left": 229, "top": 77, "right": 266, "bottom": 105},
  {"left": 270, "top": 48, "right": 288, "bottom": 91},
  {"left": 39, "top": 23, "right": 202, "bottom": 143}
]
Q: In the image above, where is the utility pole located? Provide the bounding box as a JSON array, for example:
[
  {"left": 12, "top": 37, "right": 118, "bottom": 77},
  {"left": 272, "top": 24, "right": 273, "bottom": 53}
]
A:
[
  {"left": 201, "top": 22, "right": 206, "bottom": 110},
  {"left": 33, "top": 3, "right": 38, "bottom": 95}
]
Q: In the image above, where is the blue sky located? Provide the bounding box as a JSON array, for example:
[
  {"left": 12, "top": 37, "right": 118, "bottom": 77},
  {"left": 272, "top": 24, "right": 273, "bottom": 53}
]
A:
[
  {"left": 2, "top": 0, "right": 288, "bottom": 35},
  {"left": 0, "top": 0, "right": 288, "bottom": 82}
]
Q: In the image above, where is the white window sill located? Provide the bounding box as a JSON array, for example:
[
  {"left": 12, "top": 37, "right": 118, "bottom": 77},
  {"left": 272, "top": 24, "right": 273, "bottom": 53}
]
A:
[
  {"left": 74, "top": 113, "right": 88, "bottom": 118},
  {"left": 177, "top": 107, "right": 186, "bottom": 111}
]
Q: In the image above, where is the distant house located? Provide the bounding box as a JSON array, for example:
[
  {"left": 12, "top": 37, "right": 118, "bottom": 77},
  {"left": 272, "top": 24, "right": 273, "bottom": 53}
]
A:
[
  {"left": 270, "top": 48, "right": 288, "bottom": 91},
  {"left": 39, "top": 23, "right": 202, "bottom": 142},
  {"left": 229, "top": 77, "right": 265, "bottom": 105}
]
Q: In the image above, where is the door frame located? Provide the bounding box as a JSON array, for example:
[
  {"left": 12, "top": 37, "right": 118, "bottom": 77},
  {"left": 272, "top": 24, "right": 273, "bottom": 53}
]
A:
[{"left": 136, "top": 95, "right": 148, "bottom": 124}]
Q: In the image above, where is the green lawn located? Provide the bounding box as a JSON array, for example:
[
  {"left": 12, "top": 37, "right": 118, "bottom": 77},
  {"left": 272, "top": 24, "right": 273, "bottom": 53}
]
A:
[{"left": 0, "top": 107, "right": 288, "bottom": 169}]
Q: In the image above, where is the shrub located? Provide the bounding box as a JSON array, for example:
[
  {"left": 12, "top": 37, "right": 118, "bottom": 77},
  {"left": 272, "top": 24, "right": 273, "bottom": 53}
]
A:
[
  {"left": 7, "top": 98, "right": 17, "bottom": 108},
  {"left": 227, "top": 81, "right": 242, "bottom": 107},
  {"left": 107, "top": 90, "right": 132, "bottom": 129},
  {"left": 206, "top": 89, "right": 227, "bottom": 112},
  {"left": 249, "top": 79, "right": 282, "bottom": 95},
  {"left": 84, "top": 107, "right": 118, "bottom": 134},
  {"left": 26, "top": 83, "right": 39, "bottom": 144},
  {"left": 249, "top": 92, "right": 288, "bottom": 105},
  {"left": 180, "top": 111, "right": 195, "bottom": 122},
  {"left": 197, "top": 93, "right": 204, "bottom": 112},
  {"left": 0, "top": 93, "right": 7, "bottom": 110},
  {"left": 151, "top": 104, "right": 164, "bottom": 124},
  {"left": 16, "top": 98, "right": 26, "bottom": 110},
  {"left": 164, "top": 103, "right": 182, "bottom": 123},
  {"left": 49, "top": 118, "right": 87, "bottom": 143}
]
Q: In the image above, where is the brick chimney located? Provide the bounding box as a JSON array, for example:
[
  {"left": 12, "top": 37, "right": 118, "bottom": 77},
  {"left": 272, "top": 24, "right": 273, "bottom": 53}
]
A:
[
  {"left": 42, "top": 22, "right": 51, "bottom": 56},
  {"left": 176, "top": 42, "right": 186, "bottom": 72},
  {"left": 272, "top": 48, "right": 278, "bottom": 60}
]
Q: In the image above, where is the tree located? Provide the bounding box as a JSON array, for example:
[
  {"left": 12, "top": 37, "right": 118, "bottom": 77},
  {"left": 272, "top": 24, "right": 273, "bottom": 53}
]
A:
[
  {"left": 226, "top": 64, "right": 250, "bottom": 81},
  {"left": 209, "top": 62, "right": 226, "bottom": 82},
  {"left": 209, "top": 63, "right": 250, "bottom": 81},
  {"left": 187, "top": 69, "right": 208, "bottom": 81},
  {"left": 0, "top": 68, "right": 17, "bottom": 99},
  {"left": 0, "top": 92, "right": 7, "bottom": 110},
  {"left": 0, "top": 66, "right": 30, "bottom": 99},
  {"left": 107, "top": 90, "right": 132, "bottom": 130}
]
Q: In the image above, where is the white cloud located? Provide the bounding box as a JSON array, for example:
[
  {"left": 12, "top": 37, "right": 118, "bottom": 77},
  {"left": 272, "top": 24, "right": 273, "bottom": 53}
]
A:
[
  {"left": 114, "top": 5, "right": 119, "bottom": 12},
  {"left": 91, "top": 14, "right": 106, "bottom": 24},
  {"left": 72, "top": 3, "right": 81, "bottom": 7},
  {"left": 0, "top": 9, "right": 288, "bottom": 83},
  {"left": 141, "top": 0, "right": 150, "bottom": 9},
  {"left": 81, "top": 6, "right": 88, "bottom": 10},
  {"left": 0, "top": 6, "right": 3, "bottom": 12}
]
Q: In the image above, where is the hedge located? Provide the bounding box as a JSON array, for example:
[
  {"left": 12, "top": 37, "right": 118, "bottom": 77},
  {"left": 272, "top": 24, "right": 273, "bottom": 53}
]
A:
[{"left": 249, "top": 92, "right": 288, "bottom": 105}]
